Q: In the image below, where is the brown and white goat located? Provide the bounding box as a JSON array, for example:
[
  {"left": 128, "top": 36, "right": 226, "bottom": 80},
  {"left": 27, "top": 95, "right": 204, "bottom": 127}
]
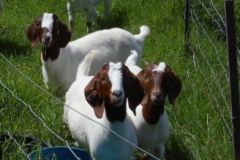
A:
[
  {"left": 64, "top": 51, "right": 144, "bottom": 160},
  {"left": 26, "top": 12, "right": 150, "bottom": 91},
  {"left": 127, "top": 62, "right": 182, "bottom": 159}
]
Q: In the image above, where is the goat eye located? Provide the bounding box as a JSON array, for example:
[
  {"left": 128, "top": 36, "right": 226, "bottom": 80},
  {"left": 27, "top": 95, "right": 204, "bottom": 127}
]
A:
[{"left": 101, "top": 76, "right": 108, "bottom": 81}]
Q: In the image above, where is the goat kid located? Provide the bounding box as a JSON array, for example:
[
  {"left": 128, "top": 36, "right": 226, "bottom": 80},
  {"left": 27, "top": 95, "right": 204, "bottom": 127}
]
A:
[
  {"left": 67, "top": 0, "right": 111, "bottom": 33},
  {"left": 127, "top": 62, "right": 182, "bottom": 159},
  {"left": 64, "top": 51, "right": 144, "bottom": 160},
  {"left": 26, "top": 12, "right": 150, "bottom": 91}
]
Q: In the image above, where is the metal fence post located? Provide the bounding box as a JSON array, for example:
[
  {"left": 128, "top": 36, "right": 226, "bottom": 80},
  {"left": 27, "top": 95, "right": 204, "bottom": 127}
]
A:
[
  {"left": 184, "top": 0, "right": 191, "bottom": 49},
  {"left": 224, "top": 0, "right": 240, "bottom": 159}
]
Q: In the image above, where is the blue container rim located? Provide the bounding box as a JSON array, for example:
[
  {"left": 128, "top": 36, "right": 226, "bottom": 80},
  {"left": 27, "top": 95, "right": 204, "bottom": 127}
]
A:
[{"left": 27, "top": 146, "right": 90, "bottom": 160}]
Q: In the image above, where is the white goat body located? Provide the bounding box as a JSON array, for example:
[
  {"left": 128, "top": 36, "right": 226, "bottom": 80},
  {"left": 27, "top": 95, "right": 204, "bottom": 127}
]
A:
[
  {"left": 67, "top": 0, "right": 111, "bottom": 33},
  {"left": 26, "top": 13, "right": 150, "bottom": 91},
  {"left": 44, "top": 26, "right": 149, "bottom": 91},
  {"left": 65, "top": 85, "right": 138, "bottom": 160},
  {"left": 127, "top": 103, "right": 170, "bottom": 159},
  {"left": 64, "top": 51, "right": 145, "bottom": 160}
]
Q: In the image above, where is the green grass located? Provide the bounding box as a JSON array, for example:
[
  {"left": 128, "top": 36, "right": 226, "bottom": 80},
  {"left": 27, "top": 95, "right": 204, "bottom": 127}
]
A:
[{"left": 0, "top": 0, "right": 239, "bottom": 159}]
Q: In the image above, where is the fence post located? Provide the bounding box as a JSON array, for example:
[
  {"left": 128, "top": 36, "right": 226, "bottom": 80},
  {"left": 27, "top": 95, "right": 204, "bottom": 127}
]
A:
[
  {"left": 184, "top": 0, "right": 191, "bottom": 47},
  {"left": 224, "top": 0, "right": 240, "bottom": 159}
]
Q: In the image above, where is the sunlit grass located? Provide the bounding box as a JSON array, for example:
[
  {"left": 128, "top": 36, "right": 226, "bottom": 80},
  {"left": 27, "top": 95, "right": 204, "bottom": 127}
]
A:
[{"left": 0, "top": 0, "right": 237, "bottom": 159}]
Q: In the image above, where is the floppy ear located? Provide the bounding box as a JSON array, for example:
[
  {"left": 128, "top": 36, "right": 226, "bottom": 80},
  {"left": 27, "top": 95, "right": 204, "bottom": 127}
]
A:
[
  {"left": 58, "top": 21, "right": 71, "bottom": 48},
  {"left": 124, "top": 66, "right": 144, "bottom": 115},
  {"left": 84, "top": 74, "right": 104, "bottom": 118},
  {"left": 167, "top": 69, "right": 182, "bottom": 105},
  {"left": 26, "top": 22, "right": 39, "bottom": 47},
  {"left": 136, "top": 70, "right": 149, "bottom": 106}
]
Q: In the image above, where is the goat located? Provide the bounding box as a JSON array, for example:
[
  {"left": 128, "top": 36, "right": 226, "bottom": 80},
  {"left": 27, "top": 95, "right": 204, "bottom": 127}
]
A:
[
  {"left": 127, "top": 62, "right": 182, "bottom": 159},
  {"left": 67, "top": 0, "right": 111, "bottom": 33},
  {"left": 26, "top": 12, "right": 150, "bottom": 91},
  {"left": 64, "top": 50, "right": 145, "bottom": 160}
]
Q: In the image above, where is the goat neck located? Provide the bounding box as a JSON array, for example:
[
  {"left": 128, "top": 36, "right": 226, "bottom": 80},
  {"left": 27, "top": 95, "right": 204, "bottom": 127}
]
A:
[
  {"left": 42, "top": 41, "right": 60, "bottom": 61},
  {"left": 141, "top": 95, "right": 165, "bottom": 125},
  {"left": 104, "top": 99, "right": 127, "bottom": 122}
]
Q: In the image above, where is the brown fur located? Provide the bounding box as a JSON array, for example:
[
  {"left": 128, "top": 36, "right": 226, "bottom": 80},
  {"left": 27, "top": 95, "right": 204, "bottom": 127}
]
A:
[
  {"left": 137, "top": 62, "right": 182, "bottom": 124},
  {"left": 26, "top": 13, "right": 71, "bottom": 61},
  {"left": 84, "top": 63, "right": 144, "bottom": 122}
]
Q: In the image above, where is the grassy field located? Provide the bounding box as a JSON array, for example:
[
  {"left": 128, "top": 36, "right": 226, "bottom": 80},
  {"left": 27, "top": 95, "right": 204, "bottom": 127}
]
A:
[{"left": 0, "top": 0, "right": 239, "bottom": 159}]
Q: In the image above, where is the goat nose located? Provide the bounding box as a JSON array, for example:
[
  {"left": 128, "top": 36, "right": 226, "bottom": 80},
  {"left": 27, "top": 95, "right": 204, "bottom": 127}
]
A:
[
  {"left": 112, "top": 90, "right": 122, "bottom": 97},
  {"left": 153, "top": 92, "right": 162, "bottom": 98},
  {"left": 44, "top": 36, "right": 50, "bottom": 42}
]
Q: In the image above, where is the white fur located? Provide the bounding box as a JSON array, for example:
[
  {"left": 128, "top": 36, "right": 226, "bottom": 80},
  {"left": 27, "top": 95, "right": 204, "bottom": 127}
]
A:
[
  {"left": 64, "top": 56, "right": 137, "bottom": 160},
  {"left": 127, "top": 105, "right": 169, "bottom": 159},
  {"left": 64, "top": 50, "right": 96, "bottom": 123},
  {"left": 41, "top": 13, "right": 54, "bottom": 43},
  {"left": 76, "top": 50, "right": 97, "bottom": 78},
  {"left": 125, "top": 50, "right": 142, "bottom": 75},
  {"left": 67, "top": 0, "right": 111, "bottom": 33},
  {"left": 42, "top": 25, "right": 150, "bottom": 91},
  {"left": 124, "top": 50, "right": 138, "bottom": 67},
  {"left": 127, "top": 64, "right": 170, "bottom": 159},
  {"left": 108, "top": 62, "right": 125, "bottom": 105},
  {"left": 153, "top": 62, "right": 166, "bottom": 72}
]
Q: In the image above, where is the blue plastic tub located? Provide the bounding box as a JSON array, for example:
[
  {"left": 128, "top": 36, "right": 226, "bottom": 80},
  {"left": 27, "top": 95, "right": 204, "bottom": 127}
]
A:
[{"left": 28, "top": 146, "right": 90, "bottom": 160}]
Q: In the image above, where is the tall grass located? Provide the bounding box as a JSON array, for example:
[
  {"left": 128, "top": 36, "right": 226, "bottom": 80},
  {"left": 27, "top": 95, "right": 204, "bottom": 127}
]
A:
[{"left": 0, "top": 0, "right": 238, "bottom": 159}]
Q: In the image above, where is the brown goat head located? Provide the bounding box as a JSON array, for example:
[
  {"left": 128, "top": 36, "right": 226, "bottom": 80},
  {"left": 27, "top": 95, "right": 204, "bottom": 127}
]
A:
[
  {"left": 138, "top": 62, "right": 182, "bottom": 106},
  {"left": 84, "top": 62, "right": 144, "bottom": 121}
]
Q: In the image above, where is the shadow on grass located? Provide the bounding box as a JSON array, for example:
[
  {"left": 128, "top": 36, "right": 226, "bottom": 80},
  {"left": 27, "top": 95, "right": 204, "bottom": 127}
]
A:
[
  {"left": 165, "top": 133, "right": 194, "bottom": 160},
  {"left": 0, "top": 134, "right": 50, "bottom": 159},
  {"left": 0, "top": 39, "right": 31, "bottom": 56},
  {"left": 0, "top": 26, "right": 31, "bottom": 56},
  {"left": 94, "top": 6, "right": 129, "bottom": 30},
  {"left": 134, "top": 133, "right": 194, "bottom": 160}
]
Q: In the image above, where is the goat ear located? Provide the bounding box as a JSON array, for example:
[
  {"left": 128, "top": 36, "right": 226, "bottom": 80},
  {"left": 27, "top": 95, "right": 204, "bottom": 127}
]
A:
[
  {"left": 167, "top": 71, "right": 182, "bottom": 105},
  {"left": 136, "top": 70, "right": 149, "bottom": 106},
  {"left": 59, "top": 21, "right": 71, "bottom": 48},
  {"left": 84, "top": 75, "right": 104, "bottom": 118},
  {"left": 124, "top": 67, "right": 144, "bottom": 115},
  {"left": 86, "top": 91, "right": 104, "bottom": 119},
  {"left": 26, "top": 22, "right": 39, "bottom": 47}
]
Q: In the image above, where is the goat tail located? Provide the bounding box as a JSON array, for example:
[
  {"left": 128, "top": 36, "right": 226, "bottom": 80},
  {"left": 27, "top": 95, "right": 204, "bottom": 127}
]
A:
[
  {"left": 134, "top": 25, "right": 150, "bottom": 47},
  {"left": 125, "top": 50, "right": 138, "bottom": 67},
  {"left": 76, "top": 50, "right": 97, "bottom": 79}
]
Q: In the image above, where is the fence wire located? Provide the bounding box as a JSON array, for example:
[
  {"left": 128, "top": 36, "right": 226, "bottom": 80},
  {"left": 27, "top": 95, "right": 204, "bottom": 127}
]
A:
[
  {"left": 185, "top": 0, "right": 237, "bottom": 138},
  {"left": 0, "top": 51, "right": 160, "bottom": 160},
  {"left": 1, "top": 0, "right": 239, "bottom": 159}
]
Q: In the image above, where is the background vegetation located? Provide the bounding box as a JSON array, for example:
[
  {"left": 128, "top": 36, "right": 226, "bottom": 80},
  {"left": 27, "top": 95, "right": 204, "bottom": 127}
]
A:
[{"left": 0, "top": 0, "right": 239, "bottom": 159}]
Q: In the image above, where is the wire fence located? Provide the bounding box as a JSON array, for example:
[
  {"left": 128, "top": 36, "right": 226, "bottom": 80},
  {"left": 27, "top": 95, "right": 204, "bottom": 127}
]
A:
[
  {"left": 185, "top": 0, "right": 239, "bottom": 158},
  {"left": 185, "top": 0, "right": 233, "bottom": 132},
  {"left": 0, "top": 51, "right": 160, "bottom": 160},
  {"left": 190, "top": 7, "right": 232, "bottom": 135},
  {"left": 0, "top": 0, "right": 239, "bottom": 160}
]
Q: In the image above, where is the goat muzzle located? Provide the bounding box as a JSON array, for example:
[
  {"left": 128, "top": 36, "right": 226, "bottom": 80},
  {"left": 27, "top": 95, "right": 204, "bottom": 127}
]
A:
[
  {"left": 111, "top": 90, "right": 124, "bottom": 106},
  {"left": 152, "top": 92, "right": 164, "bottom": 105}
]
